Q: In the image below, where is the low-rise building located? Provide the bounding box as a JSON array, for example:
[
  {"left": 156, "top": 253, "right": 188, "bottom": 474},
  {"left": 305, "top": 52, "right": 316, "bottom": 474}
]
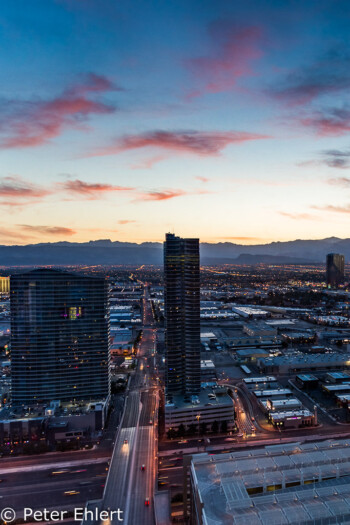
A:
[
  {"left": 264, "top": 397, "right": 302, "bottom": 412},
  {"left": 325, "top": 371, "right": 350, "bottom": 383},
  {"left": 232, "top": 306, "right": 270, "bottom": 318},
  {"left": 187, "top": 438, "right": 350, "bottom": 524},
  {"left": 295, "top": 374, "right": 319, "bottom": 389},
  {"left": 322, "top": 383, "right": 350, "bottom": 395},
  {"left": 235, "top": 348, "right": 270, "bottom": 362},
  {"left": 258, "top": 352, "right": 350, "bottom": 374},
  {"left": 200, "top": 360, "right": 216, "bottom": 381},
  {"left": 165, "top": 390, "right": 234, "bottom": 432},
  {"left": 268, "top": 408, "right": 315, "bottom": 429},
  {"left": 253, "top": 388, "right": 293, "bottom": 400}
]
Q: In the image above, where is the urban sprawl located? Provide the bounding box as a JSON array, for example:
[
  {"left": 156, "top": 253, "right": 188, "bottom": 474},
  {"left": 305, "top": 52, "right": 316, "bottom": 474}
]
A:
[{"left": 2, "top": 241, "right": 350, "bottom": 524}]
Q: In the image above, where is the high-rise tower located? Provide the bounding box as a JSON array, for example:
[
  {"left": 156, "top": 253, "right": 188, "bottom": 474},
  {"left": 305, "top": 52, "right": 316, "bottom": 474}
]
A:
[
  {"left": 11, "top": 268, "right": 110, "bottom": 405},
  {"left": 326, "top": 253, "right": 345, "bottom": 288},
  {"left": 164, "top": 233, "right": 200, "bottom": 396}
]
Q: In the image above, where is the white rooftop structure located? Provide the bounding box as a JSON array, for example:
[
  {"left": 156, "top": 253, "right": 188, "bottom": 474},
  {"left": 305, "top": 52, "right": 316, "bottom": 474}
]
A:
[
  {"left": 269, "top": 409, "right": 313, "bottom": 421},
  {"left": 200, "top": 332, "right": 216, "bottom": 339},
  {"left": 253, "top": 388, "right": 293, "bottom": 398},
  {"left": 189, "top": 438, "right": 350, "bottom": 525},
  {"left": 243, "top": 376, "right": 277, "bottom": 384},
  {"left": 264, "top": 398, "right": 303, "bottom": 411},
  {"left": 232, "top": 306, "right": 270, "bottom": 318}
]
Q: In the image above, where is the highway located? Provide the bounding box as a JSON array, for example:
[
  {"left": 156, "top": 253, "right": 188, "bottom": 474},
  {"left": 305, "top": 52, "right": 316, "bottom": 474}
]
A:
[
  {"left": 0, "top": 462, "right": 107, "bottom": 516},
  {"left": 86, "top": 285, "right": 158, "bottom": 525}
]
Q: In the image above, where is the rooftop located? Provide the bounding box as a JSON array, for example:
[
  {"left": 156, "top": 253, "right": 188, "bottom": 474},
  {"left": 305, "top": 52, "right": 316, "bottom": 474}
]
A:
[
  {"left": 296, "top": 374, "right": 318, "bottom": 381},
  {"left": 165, "top": 388, "right": 232, "bottom": 411},
  {"left": 191, "top": 438, "right": 350, "bottom": 525},
  {"left": 253, "top": 388, "right": 292, "bottom": 398},
  {"left": 243, "top": 376, "right": 277, "bottom": 384}
]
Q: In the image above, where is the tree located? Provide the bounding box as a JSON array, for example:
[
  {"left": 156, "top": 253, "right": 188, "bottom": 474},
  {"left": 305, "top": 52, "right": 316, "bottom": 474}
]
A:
[
  {"left": 221, "top": 421, "right": 228, "bottom": 433},
  {"left": 187, "top": 424, "right": 197, "bottom": 436},
  {"left": 177, "top": 424, "right": 186, "bottom": 438},
  {"left": 171, "top": 493, "right": 183, "bottom": 503},
  {"left": 167, "top": 428, "right": 176, "bottom": 440},
  {"left": 211, "top": 421, "right": 219, "bottom": 434},
  {"left": 200, "top": 422, "right": 207, "bottom": 435}
]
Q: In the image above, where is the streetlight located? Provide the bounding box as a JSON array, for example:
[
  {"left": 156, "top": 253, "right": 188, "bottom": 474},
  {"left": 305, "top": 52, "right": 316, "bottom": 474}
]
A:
[{"left": 196, "top": 414, "right": 201, "bottom": 436}]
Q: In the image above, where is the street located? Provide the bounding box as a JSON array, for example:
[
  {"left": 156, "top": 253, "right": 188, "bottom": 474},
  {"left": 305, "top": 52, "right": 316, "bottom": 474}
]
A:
[{"left": 85, "top": 285, "right": 159, "bottom": 525}]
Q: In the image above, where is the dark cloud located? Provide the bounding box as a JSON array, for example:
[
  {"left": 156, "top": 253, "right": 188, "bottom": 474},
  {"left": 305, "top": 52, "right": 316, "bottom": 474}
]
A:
[
  {"left": 91, "top": 130, "right": 269, "bottom": 158},
  {"left": 322, "top": 149, "right": 350, "bottom": 169},
  {"left": 299, "top": 106, "right": 350, "bottom": 136},
  {"left": 270, "top": 46, "right": 350, "bottom": 105}
]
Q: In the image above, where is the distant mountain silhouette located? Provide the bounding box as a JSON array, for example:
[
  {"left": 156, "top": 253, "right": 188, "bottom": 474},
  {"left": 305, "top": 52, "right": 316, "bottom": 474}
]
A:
[{"left": 0, "top": 237, "right": 348, "bottom": 266}]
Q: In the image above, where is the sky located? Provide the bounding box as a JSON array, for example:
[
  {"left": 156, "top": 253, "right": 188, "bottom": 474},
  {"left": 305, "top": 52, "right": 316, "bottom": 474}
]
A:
[{"left": 1, "top": 0, "right": 350, "bottom": 245}]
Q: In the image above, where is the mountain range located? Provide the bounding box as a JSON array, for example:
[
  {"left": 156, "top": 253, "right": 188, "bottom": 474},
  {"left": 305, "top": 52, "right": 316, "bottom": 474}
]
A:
[{"left": 0, "top": 237, "right": 348, "bottom": 266}]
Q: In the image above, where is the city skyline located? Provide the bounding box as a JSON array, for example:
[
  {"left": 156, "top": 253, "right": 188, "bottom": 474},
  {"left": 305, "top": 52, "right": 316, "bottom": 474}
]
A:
[{"left": 1, "top": 1, "right": 350, "bottom": 244}]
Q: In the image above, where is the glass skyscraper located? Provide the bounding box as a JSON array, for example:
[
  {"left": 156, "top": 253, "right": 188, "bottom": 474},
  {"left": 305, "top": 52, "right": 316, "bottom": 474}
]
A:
[
  {"left": 11, "top": 269, "right": 110, "bottom": 405},
  {"left": 164, "top": 233, "right": 200, "bottom": 396},
  {"left": 326, "top": 253, "right": 345, "bottom": 288}
]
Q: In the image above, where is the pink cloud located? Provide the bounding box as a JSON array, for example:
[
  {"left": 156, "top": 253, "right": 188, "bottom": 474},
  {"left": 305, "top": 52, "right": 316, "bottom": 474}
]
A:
[
  {"left": 312, "top": 204, "right": 350, "bottom": 214},
  {"left": 0, "top": 73, "right": 117, "bottom": 149},
  {"left": 0, "top": 176, "right": 51, "bottom": 207},
  {"left": 0, "top": 227, "right": 35, "bottom": 242},
  {"left": 130, "top": 155, "right": 168, "bottom": 169},
  {"left": 279, "top": 211, "right": 320, "bottom": 221},
  {"left": 185, "top": 21, "right": 263, "bottom": 97},
  {"left": 59, "top": 179, "right": 134, "bottom": 199},
  {"left": 135, "top": 189, "right": 188, "bottom": 201},
  {"left": 217, "top": 236, "right": 266, "bottom": 241},
  {"left": 328, "top": 177, "right": 350, "bottom": 187},
  {"left": 134, "top": 188, "right": 211, "bottom": 202},
  {"left": 91, "top": 129, "right": 269, "bottom": 158},
  {"left": 19, "top": 225, "right": 77, "bottom": 236}
]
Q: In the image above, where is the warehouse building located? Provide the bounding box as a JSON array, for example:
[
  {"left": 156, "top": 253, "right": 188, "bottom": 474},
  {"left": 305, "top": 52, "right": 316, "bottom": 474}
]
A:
[
  {"left": 258, "top": 352, "right": 350, "bottom": 374},
  {"left": 295, "top": 374, "right": 319, "bottom": 390},
  {"left": 187, "top": 438, "right": 350, "bottom": 524}
]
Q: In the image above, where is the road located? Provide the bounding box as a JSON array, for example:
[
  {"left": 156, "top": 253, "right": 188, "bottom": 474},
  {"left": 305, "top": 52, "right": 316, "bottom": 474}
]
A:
[
  {"left": 229, "top": 385, "right": 257, "bottom": 437},
  {"left": 0, "top": 462, "right": 107, "bottom": 516},
  {"left": 0, "top": 448, "right": 111, "bottom": 470},
  {"left": 86, "top": 285, "right": 158, "bottom": 525}
]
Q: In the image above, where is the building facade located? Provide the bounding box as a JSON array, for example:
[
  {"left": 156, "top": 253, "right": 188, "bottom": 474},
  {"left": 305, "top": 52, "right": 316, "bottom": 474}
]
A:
[
  {"left": 11, "top": 269, "right": 110, "bottom": 405},
  {"left": 0, "top": 276, "right": 10, "bottom": 294},
  {"left": 326, "top": 252, "right": 345, "bottom": 288},
  {"left": 164, "top": 233, "right": 200, "bottom": 396}
]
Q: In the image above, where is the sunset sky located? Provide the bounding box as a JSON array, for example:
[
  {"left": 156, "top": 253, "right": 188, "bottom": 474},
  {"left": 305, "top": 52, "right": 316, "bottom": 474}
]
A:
[{"left": 1, "top": 0, "right": 350, "bottom": 245}]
